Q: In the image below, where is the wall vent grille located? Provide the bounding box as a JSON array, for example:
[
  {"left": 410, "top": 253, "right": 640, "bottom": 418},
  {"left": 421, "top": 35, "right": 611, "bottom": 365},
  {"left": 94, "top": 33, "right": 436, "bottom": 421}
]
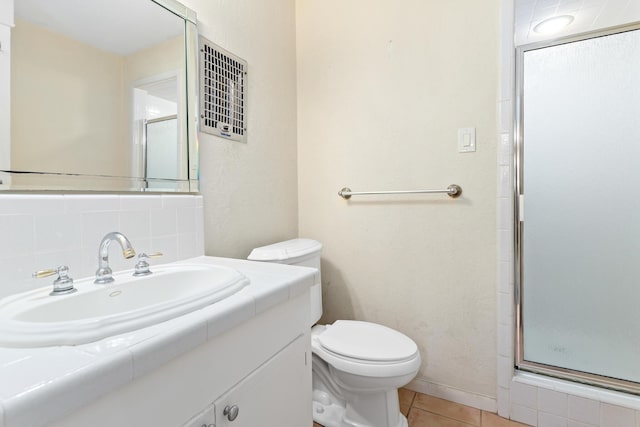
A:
[{"left": 199, "top": 37, "right": 247, "bottom": 142}]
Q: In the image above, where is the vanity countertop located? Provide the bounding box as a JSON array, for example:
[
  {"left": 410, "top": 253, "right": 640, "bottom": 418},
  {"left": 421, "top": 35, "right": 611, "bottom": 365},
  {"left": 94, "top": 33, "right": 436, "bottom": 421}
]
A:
[{"left": 0, "top": 256, "right": 317, "bottom": 427}]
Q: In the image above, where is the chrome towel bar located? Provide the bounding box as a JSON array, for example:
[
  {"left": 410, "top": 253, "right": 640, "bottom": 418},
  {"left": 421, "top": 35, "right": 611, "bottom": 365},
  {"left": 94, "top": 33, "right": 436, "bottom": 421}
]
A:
[{"left": 338, "top": 184, "right": 462, "bottom": 200}]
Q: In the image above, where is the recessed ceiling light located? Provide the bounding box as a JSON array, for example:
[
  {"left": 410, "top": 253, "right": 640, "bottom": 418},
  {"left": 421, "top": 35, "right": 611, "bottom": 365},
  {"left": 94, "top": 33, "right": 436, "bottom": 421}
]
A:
[{"left": 533, "top": 15, "right": 575, "bottom": 34}]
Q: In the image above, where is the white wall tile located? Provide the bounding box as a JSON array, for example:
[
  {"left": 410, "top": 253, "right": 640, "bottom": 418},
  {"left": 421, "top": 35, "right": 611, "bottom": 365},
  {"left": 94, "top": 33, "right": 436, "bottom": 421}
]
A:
[
  {"left": 120, "top": 195, "right": 162, "bottom": 211},
  {"left": 498, "top": 133, "right": 512, "bottom": 166},
  {"left": 569, "top": 395, "right": 600, "bottom": 424},
  {"left": 498, "top": 260, "right": 513, "bottom": 294},
  {"left": 498, "top": 197, "right": 514, "bottom": 230},
  {"left": 65, "top": 195, "right": 119, "bottom": 213},
  {"left": 498, "top": 386, "right": 511, "bottom": 418},
  {"left": 498, "top": 323, "right": 513, "bottom": 359},
  {"left": 177, "top": 233, "right": 197, "bottom": 260},
  {"left": 119, "top": 210, "right": 152, "bottom": 242},
  {"left": 498, "top": 291, "right": 514, "bottom": 324},
  {"left": 601, "top": 403, "right": 634, "bottom": 427},
  {"left": 151, "top": 235, "right": 178, "bottom": 264},
  {"left": 498, "top": 229, "right": 514, "bottom": 263},
  {"left": 512, "top": 403, "right": 538, "bottom": 426},
  {"left": 0, "top": 195, "right": 65, "bottom": 215},
  {"left": 498, "top": 165, "right": 512, "bottom": 198},
  {"left": 497, "top": 0, "right": 515, "bottom": 419},
  {"left": 498, "top": 100, "right": 513, "bottom": 133},
  {"left": 0, "top": 215, "right": 34, "bottom": 258},
  {"left": 539, "top": 412, "right": 568, "bottom": 427},
  {"left": 34, "top": 213, "right": 82, "bottom": 253},
  {"left": 499, "top": 0, "right": 515, "bottom": 99},
  {"left": 498, "top": 356, "right": 514, "bottom": 389},
  {"left": 0, "top": 255, "right": 36, "bottom": 296},
  {"left": 177, "top": 207, "right": 196, "bottom": 233},
  {"left": 0, "top": 401, "right": 5, "bottom": 427},
  {"left": 81, "top": 250, "right": 100, "bottom": 279},
  {"left": 512, "top": 381, "right": 538, "bottom": 408},
  {"left": 81, "top": 212, "right": 120, "bottom": 250},
  {"left": 568, "top": 421, "right": 595, "bottom": 427},
  {"left": 539, "top": 389, "right": 568, "bottom": 417},
  {"left": 195, "top": 207, "right": 205, "bottom": 256},
  {"left": 150, "top": 209, "right": 177, "bottom": 237},
  {"left": 0, "top": 195, "right": 203, "bottom": 300},
  {"left": 162, "top": 195, "right": 195, "bottom": 209}
]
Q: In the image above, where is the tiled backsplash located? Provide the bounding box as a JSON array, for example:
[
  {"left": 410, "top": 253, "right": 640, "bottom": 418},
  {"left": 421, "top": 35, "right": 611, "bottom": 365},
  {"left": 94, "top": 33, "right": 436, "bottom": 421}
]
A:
[{"left": 0, "top": 194, "right": 204, "bottom": 299}]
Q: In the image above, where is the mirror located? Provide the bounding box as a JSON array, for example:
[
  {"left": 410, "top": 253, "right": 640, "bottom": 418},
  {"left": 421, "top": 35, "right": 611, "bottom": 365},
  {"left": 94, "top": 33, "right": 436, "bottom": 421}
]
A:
[{"left": 0, "top": 0, "right": 199, "bottom": 192}]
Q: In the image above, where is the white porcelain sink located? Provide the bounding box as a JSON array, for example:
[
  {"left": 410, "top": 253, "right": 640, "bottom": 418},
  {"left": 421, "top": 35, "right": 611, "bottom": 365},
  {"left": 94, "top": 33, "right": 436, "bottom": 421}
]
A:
[{"left": 0, "top": 264, "right": 250, "bottom": 347}]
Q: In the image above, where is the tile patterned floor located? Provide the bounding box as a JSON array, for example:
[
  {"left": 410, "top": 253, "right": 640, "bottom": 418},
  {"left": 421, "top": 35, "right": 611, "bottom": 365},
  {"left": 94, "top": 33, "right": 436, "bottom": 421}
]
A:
[{"left": 313, "top": 388, "right": 528, "bottom": 427}]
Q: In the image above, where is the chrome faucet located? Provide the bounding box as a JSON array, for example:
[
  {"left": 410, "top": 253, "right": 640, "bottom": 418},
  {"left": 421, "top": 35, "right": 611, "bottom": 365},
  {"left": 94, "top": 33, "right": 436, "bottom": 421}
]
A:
[{"left": 94, "top": 232, "right": 136, "bottom": 284}]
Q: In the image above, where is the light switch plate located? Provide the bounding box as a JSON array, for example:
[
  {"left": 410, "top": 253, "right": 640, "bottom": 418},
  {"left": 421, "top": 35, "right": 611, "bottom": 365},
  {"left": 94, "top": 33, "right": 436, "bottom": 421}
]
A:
[{"left": 458, "top": 127, "right": 476, "bottom": 153}]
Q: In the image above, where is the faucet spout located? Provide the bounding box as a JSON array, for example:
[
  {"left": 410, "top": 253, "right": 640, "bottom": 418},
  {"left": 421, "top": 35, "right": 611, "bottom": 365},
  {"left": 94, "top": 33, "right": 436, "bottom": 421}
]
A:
[{"left": 95, "top": 232, "right": 136, "bottom": 284}]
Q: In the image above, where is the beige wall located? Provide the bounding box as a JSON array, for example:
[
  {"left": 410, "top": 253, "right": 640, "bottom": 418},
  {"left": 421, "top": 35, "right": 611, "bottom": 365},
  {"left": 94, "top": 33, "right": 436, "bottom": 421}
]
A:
[
  {"left": 296, "top": 0, "right": 499, "bottom": 401},
  {"left": 181, "top": 0, "right": 299, "bottom": 259},
  {"left": 10, "top": 19, "right": 128, "bottom": 176}
]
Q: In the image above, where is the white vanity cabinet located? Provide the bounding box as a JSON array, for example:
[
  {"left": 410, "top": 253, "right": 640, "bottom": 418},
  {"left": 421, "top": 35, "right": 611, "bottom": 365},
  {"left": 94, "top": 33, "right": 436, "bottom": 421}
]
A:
[
  {"left": 211, "top": 334, "right": 309, "bottom": 426},
  {"left": 42, "top": 267, "right": 314, "bottom": 427},
  {"left": 182, "top": 334, "right": 308, "bottom": 427}
]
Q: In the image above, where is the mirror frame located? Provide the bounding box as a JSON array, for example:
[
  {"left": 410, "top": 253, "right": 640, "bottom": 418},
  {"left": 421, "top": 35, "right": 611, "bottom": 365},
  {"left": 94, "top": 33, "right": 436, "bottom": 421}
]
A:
[{"left": 0, "top": 0, "right": 199, "bottom": 193}]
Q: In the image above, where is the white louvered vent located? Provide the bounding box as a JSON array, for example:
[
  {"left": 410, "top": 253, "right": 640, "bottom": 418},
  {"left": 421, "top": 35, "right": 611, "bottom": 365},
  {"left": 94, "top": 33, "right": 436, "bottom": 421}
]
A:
[{"left": 199, "top": 37, "right": 247, "bottom": 142}]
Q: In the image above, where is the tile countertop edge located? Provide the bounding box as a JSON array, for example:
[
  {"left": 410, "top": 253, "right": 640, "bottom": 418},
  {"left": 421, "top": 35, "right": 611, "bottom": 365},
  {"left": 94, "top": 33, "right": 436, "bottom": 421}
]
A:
[{"left": 0, "top": 256, "right": 316, "bottom": 427}]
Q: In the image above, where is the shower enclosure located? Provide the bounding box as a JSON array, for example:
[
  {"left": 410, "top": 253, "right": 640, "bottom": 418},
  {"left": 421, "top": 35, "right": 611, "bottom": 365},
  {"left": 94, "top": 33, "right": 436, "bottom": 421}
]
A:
[{"left": 515, "top": 24, "right": 640, "bottom": 393}]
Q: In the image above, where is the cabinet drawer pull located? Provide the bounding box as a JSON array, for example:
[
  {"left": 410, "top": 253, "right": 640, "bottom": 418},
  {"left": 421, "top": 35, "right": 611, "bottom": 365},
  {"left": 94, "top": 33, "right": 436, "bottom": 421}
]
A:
[{"left": 223, "top": 405, "right": 239, "bottom": 421}]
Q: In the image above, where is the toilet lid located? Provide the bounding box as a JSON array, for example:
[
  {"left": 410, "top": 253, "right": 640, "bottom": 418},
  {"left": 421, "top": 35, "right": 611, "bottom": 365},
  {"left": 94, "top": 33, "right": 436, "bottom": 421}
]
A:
[{"left": 318, "top": 320, "right": 418, "bottom": 362}]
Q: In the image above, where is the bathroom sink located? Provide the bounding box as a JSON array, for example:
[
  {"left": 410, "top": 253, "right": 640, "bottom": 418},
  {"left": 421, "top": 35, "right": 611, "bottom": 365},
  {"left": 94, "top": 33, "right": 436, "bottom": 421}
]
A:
[{"left": 0, "top": 264, "right": 250, "bottom": 347}]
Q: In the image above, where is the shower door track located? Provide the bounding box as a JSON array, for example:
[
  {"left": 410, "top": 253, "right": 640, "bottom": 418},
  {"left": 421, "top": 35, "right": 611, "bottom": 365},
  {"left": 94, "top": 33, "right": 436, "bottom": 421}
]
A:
[
  {"left": 514, "top": 22, "right": 640, "bottom": 397},
  {"left": 515, "top": 306, "right": 640, "bottom": 396}
]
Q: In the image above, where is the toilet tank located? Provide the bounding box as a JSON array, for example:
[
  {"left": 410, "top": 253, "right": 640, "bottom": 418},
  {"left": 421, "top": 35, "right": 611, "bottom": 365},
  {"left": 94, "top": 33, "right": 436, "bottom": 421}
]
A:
[{"left": 248, "top": 239, "right": 322, "bottom": 325}]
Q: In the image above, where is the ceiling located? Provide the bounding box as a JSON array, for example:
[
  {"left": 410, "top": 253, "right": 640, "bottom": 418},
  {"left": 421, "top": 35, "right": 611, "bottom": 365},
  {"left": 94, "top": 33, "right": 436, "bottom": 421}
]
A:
[
  {"left": 515, "top": 0, "right": 640, "bottom": 45},
  {"left": 15, "top": 0, "right": 184, "bottom": 55}
]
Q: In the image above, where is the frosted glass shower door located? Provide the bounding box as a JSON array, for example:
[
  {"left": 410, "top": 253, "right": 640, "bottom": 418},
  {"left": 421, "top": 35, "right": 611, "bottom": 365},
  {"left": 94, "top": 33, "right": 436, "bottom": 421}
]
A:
[
  {"left": 146, "top": 117, "right": 179, "bottom": 181},
  {"left": 520, "top": 28, "right": 640, "bottom": 384}
]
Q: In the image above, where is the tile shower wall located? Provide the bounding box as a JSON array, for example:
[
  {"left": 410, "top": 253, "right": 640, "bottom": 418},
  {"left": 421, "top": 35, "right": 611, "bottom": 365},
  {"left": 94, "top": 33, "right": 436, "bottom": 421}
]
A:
[
  {"left": 497, "top": 1, "right": 640, "bottom": 426},
  {"left": 0, "top": 194, "right": 204, "bottom": 299}
]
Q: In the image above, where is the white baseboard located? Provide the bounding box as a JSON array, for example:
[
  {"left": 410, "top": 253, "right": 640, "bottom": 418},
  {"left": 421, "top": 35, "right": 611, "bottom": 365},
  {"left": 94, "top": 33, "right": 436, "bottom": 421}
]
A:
[{"left": 406, "top": 376, "right": 498, "bottom": 413}]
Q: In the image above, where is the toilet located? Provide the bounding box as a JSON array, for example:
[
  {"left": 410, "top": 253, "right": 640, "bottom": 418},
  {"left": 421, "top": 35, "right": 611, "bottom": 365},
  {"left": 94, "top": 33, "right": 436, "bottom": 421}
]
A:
[{"left": 248, "top": 239, "right": 421, "bottom": 427}]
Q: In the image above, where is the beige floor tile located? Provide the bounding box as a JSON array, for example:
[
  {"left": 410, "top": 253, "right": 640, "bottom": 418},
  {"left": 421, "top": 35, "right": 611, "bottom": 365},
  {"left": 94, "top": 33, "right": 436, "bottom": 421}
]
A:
[
  {"left": 400, "top": 402, "right": 411, "bottom": 416},
  {"left": 399, "top": 388, "right": 416, "bottom": 416},
  {"left": 399, "top": 388, "right": 417, "bottom": 406},
  {"left": 408, "top": 407, "right": 476, "bottom": 427},
  {"left": 412, "top": 393, "right": 481, "bottom": 426},
  {"left": 482, "top": 411, "right": 530, "bottom": 427}
]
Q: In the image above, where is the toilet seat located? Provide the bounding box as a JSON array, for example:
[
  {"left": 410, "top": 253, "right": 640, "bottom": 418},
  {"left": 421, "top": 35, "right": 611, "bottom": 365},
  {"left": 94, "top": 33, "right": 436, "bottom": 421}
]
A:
[{"left": 312, "top": 321, "right": 421, "bottom": 378}]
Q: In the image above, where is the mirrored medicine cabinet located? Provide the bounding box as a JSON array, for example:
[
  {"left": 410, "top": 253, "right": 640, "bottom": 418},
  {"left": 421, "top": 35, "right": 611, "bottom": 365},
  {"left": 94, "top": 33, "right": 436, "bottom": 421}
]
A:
[{"left": 0, "top": 0, "right": 199, "bottom": 192}]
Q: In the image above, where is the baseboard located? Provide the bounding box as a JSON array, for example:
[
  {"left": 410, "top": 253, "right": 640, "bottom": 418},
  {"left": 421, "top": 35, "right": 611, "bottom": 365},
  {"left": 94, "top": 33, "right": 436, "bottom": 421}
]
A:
[{"left": 406, "top": 376, "right": 498, "bottom": 413}]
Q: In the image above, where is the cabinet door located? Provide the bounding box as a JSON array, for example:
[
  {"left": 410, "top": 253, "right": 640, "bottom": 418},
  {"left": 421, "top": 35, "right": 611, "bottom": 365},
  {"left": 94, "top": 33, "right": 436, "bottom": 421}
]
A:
[{"left": 214, "top": 334, "right": 311, "bottom": 427}]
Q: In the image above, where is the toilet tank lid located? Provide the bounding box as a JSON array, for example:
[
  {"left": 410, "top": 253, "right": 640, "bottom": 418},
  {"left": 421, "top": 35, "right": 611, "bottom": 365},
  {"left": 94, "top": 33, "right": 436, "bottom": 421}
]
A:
[{"left": 248, "top": 238, "right": 322, "bottom": 262}]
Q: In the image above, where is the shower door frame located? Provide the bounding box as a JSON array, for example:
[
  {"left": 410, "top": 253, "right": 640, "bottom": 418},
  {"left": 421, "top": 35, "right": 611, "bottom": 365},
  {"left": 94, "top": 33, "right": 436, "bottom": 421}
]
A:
[{"left": 514, "top": 22, "right": 640, "bottom": 396}]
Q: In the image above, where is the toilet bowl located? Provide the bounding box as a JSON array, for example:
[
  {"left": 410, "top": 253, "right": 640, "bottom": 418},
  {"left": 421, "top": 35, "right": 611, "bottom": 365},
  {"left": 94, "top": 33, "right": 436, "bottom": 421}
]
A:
[{"left": 248, "top": 239, "right": 421, "bottom": 427}]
